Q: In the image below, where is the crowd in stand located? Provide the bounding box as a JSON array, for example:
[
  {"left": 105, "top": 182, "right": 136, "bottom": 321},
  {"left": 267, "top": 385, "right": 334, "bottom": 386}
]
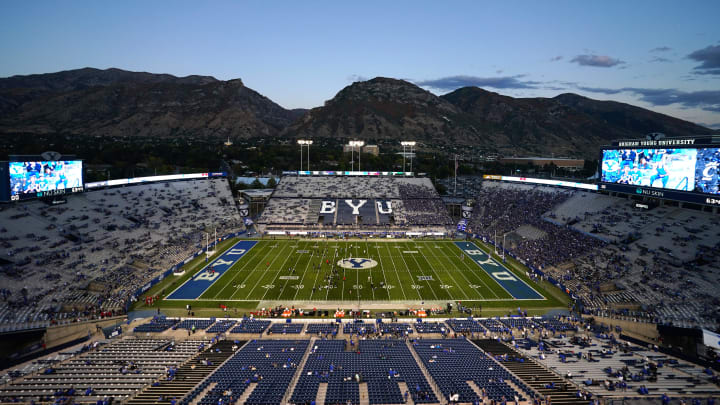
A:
[
  {"left": 469, "top": 182, "right": 605, "bottom": 270},
  {"left": 0, "top": 178, "right": 243, "bottom": 328},
  {"left": 467, "top": 179, "right": 720, "bottom": 330},
  {"left": 259, "top": 176, "right": 454, "bottom": 230}
]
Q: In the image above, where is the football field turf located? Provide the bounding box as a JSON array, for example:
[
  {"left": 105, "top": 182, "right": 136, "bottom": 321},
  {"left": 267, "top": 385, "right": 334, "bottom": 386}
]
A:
[{"left": 165, "top": 239, "right": 545, "bottom": 302}]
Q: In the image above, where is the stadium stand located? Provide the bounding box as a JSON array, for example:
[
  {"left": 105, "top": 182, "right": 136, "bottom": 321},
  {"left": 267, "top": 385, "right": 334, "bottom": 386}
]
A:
[
  {"left": 3, "top": 316, "right": 717, "bottom": 405},
  {"left": 181, "top": 339, "right": 308, "bottom": 405},
  {"left": 480, "top": 319, "right": 509, "bottom": 333},
  {"left": 412, "top": 338, "right": 534, "bottom": 403},
  {"left": 125, "top": 339, "right": 238, "bottom": 405},
  {"left": 175, "top": 319, "right": 216, "bottom": 331},
  {"left": 413, "top": 322, "right": 449, "bottom": 335},
  {"left": 304, "top": 323, "right": 339, "bottom": 336},
  {"left": 133, "top": 316, "right": 180, "bottom": 333},
  {"left": 467, "top": 179, "right": 720, "bottom": 330},
  {"left": 291, "top": 339, "right": 438, "bottom": 405},
  {"left": 468, "top": 181, "right": 605, "bottom": 271},
  {"left": 206, "top": 320, "right": 237, "bottom": 334},
  {"left": 0, "top": 338, "right": 205, "bottom": 403},
  {"left": 516, "top": 334, "right": 720, "bottom": 398},
  {"left": 257, "top": 176, "right": 453, "bottom": 233},
  {"left": 473, "top": 338, "right": 587, "bottom": 405},
  {"left": 446, "top": 319, "right": 487, "bottom": 334},
  {"left": 343, "top": 321, "right": 377, "bottom": 335},
  {"left": 228, "top": 319, "right": 271, "bottom": 334},
  {"left": 267, "top": 323, "right": 304, "bottom": 334},
  {"left": 0, "top": 177, "right": 243, "bottom": 330}
]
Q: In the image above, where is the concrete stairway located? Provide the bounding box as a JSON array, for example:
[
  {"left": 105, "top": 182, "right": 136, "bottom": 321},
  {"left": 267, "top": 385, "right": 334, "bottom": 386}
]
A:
[
  {"left": 188, "top": 382, "right": 216, "bottom": 405},
  {"left": 473, "top": 339, "right": 586, "bottom": 405},
  {"left": 126, "top": 340, "right": 242, "bottom": 405},
  {"left": 359, "top": 382, "right": 369, "bottom": 405},
  {"left": 235, "top": 382, "right": 256, "bottom": 405},
  {"left": 314, "top": 383, "right": 327, "bottom": 405},
  {"left": 397, "top": 382, "right": 414, "bottom": 405},
  {"left": 283, "top": 337, "right": 315, "bottom": 404},
  {"left": 405, "top": 340, "right": 444, "bottom": 404}
]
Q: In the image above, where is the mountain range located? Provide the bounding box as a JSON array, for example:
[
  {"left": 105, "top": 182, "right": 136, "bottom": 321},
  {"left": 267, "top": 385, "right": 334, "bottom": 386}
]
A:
[{"left": 0, "top": 68, "right": 714, "bottom": 158}]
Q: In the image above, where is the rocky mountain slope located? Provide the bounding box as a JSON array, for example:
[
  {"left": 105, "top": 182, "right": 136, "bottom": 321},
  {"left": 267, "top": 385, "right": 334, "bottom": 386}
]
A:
[
  {"left": 0, "top": 69, "right": 713, "bottom": 158},
  {"left": 0, "top": 68, "right": 299, "bottom": 138},
  {"left": 285, "top": 78, "right": 713, "bottom": 158}
]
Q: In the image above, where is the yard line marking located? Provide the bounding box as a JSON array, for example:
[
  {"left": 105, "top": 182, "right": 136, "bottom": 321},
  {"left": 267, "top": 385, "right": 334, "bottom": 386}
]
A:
[
  {"left": 374, "top": 241, "right": 405, "bottom": 300},
  {"left": 382, "top": 242, "right": 416, "bottom": 300},
  {"left": 400, "top": 241, "right": 439, "bottom": 301},
  {"left": 215, "top": 241, "right": 273, "bottom": 299},
  {"left": 224, "top": 241, "right": 279, "bottom": 300},
  {"left": 307, "top": 244, "right": 326, "bottom": 301},
  {"left": 390, "top": 242, "right": 424, "bottom": 300},
  {"left": 455, "top": 241, "right": 544, "bottom": 300},
  {"left": 245, "top": 241, "right": 294, "bottom": 299},
  {"left": 441, "top": 242, "right": 501, "bottom": 299},
  {"left": 424, "top": 241, "right": 486, "bottom": 300},
  {"left": 273, "top": 240, "right": 308, "bottom": 300},
  {"left": 415, "top": 241, "right": 471, "bottom": 300},
  {"left": 293, "top": 240, "right": 321, "bottom": 301}
]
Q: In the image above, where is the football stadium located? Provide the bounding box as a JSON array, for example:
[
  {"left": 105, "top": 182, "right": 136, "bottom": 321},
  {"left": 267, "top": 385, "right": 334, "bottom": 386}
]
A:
[
  {"left": 1, "top": 138, "right": 720, "bottom": 405},
  {"left": 2, "top": 3, "right": 720, "bottom": 404}
]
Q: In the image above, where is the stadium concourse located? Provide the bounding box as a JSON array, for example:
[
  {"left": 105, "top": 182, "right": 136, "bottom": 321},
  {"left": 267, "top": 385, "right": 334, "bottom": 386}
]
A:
[
  {"left": 0, "top": 177, "right": 243, "bottom": 330},
  {"left": 2, "top": 316, "right": 718, "bottom": 405}
]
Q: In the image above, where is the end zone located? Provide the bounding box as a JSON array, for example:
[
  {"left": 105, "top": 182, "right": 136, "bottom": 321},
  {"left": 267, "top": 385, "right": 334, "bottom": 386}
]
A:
[
  {"left": 454, "top": 241, "right": 544, "bottom": 300},
  {"left": 166, "top": 240, "right": 257, "bottom": 300}
]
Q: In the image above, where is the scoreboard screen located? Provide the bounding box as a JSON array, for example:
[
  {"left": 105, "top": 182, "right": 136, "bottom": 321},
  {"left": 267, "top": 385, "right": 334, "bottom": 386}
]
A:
[
  {"left": 9, "top": 160, "right": 84, "bottom": 201},
  {"left": 599, "top": 143, "right": 720, "bottom": 205}
]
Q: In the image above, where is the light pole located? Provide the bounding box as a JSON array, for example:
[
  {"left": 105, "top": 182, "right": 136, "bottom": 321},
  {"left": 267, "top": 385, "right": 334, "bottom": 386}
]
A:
[
  {"left": 502, "top": 232, "right": 511, "bottom": 262},
  {"left": 349, "top": 141, "right": 364, "bottom": 172},
  {"left": 298, "top": 140, "right": 313, "bottom": 173},
  {"left": 494, "top": 229, "right": 498, "bottom": 255},
  {"left": 401, "top": 141, "right": 416, "bottom": 173}
]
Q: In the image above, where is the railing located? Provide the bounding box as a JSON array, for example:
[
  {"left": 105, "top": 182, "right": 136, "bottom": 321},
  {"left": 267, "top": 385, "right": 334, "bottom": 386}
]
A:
[
  {"left": 281, "top": 337, "right": 315, "bottom": 405},
  {"left": 404, "top": 340, "right": 444, "bottom": 403}
]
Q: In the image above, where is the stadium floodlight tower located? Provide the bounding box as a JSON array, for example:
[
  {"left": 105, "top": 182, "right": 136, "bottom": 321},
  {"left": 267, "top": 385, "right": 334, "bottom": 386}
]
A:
[
  {"left": 297, "top": 139, "right": 313, "bottom": 174},
  {"left": 348, "top": 141, "right": 365, "bottom": 171},
  {"left": 400, "top": 141, "right": 416, "bottom": 173}
]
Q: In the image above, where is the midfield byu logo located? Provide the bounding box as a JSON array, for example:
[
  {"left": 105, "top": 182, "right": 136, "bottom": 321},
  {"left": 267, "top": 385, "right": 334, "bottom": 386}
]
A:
[{"left": 337, "top": 258, "right": 378, "bottom": 269}]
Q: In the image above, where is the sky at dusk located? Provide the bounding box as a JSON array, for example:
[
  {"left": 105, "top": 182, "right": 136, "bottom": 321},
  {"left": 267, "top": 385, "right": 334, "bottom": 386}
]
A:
[{"left": 1, "top": 0, "right": 719, "bottom": 128}]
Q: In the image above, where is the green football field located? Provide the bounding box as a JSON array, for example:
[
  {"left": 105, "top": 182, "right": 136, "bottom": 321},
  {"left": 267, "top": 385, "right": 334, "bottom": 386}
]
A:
[{"left": 169, "top": 239, "right": 546, "bottom": 302}]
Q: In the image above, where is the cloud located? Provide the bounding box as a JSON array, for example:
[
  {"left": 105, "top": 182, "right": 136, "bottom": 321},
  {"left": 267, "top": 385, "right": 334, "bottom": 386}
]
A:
[
  {"left": 549, "top": 55, "right": 563, "bottom": 62},
  {"left": 687, "top": 44, "right": 720, "bottom": 74},
  {"left": 414, "top": 75, "right": 540, "bottom": 91},
  {"left": 699, "top": 122, "right": 720, "bottom": 129},
  {"left": 570, "top": 54, "right": 625, "bottom": 67},
  {"left": 693, "top": 69, "right": 720, "bottom": 75},
  {"left": 577, "top": 86, "right": 720, "bottom": 112},
  {"left": 576, "top": 86, "right": 623, "bottom": 95},
  {"left": 347, "top": 74, "right": 368, "bottom": 82},
  {"left": 650, "top": 46, "right": 672, "bottom": 53},
  {"left": 649, "top": 57, "right": 672, "bottom": 63}
]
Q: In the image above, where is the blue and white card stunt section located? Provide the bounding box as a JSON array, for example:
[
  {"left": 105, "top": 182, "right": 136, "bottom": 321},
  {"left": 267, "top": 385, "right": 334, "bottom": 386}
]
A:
[
  {"left": 454, "top": 241, "right": 544, "bottom": 300},
  {"left": 166, "top": 240, "right": 257, "bottom": 300}
]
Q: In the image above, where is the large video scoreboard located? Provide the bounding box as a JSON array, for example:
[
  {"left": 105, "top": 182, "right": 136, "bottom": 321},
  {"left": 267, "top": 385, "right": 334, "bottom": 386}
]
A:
[
  {"left": 599, "top": 137, "right": 720, "bottom": 206},
  {"left": 8, "top": 160, "right": 84, "bottom": 201}
]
